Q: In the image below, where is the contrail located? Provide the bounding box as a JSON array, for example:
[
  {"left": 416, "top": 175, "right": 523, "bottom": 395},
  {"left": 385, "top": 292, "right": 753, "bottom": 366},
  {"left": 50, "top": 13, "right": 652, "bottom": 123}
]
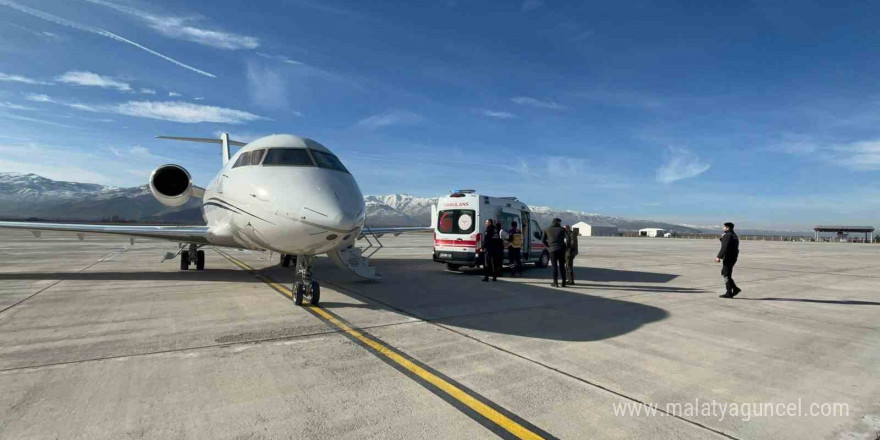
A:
[{"left": 0, "top": 0, "right": 216, "bottom": 78}]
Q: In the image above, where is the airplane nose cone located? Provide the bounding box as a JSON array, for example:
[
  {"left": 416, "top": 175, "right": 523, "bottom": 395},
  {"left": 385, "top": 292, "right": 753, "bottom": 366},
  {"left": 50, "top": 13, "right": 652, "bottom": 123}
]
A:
[{"left": 301, "top": 171, "right": 365, "bottom": 233}]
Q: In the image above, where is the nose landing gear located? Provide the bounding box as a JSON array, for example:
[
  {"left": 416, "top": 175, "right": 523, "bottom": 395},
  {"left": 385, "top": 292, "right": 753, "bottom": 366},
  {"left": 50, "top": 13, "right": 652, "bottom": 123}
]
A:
[
  {"left": 179, "top": 244, "right": 205, "bottom": 271},
  {"left": 292, "top": 255, "right": 320, "bottom": 306}
]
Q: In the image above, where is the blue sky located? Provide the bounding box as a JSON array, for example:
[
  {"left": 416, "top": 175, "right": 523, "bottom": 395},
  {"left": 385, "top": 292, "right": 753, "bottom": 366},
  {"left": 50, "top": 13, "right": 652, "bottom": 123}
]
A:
[{"left": 1, "top": 0, "right": 879, "bottom": 229}]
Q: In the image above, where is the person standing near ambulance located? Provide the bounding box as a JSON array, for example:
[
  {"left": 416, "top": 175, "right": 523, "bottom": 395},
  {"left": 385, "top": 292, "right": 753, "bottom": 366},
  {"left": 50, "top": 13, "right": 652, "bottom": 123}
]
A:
[
  {"left": 481, "top": 219, "right": 500, "bottom": 282},
  {"left": 564, "top": 225, "right": 579, "bottom": 285},
  {"left": 507, "top": 221, "right": 523, "bottom": 276},
  {"left": 542, "top": 218, "right": 568, "bottom": 287}
]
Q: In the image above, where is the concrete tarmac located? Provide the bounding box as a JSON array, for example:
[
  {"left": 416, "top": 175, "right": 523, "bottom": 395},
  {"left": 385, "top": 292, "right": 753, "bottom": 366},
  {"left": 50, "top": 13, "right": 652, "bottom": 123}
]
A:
[{"left": 1, "top": 230, "right": 878, "bottom": 439}]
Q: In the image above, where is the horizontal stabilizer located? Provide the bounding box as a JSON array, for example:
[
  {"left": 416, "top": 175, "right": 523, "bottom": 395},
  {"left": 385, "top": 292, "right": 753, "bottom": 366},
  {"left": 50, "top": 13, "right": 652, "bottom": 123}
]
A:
[{"left": 156, "top": 136, "right": 247, "bottom": 147}]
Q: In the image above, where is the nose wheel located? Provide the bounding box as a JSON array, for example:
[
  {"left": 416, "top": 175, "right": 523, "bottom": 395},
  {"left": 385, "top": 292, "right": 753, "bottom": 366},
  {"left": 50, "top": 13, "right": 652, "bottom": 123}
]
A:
[{"left": 292, "top": 255, "right": 320, "bottom": 306}]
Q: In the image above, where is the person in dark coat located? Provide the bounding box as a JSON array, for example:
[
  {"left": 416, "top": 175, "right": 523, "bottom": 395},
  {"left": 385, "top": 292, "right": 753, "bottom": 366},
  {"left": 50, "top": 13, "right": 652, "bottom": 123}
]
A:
[
  {"left": 481, "top": 219, "right": 500, "bottom": 282},
  {"left": 564, "top": 225, "right": 579, "bottom": 285},
  {"left": 542, "top": 218, "right": 568, "bottom": 287},
  {"left": 715, "top": 222, "right": 741, "bottom": 298},
  {"left": 491, "top": 220, "right": 505, "bottom": 278}
]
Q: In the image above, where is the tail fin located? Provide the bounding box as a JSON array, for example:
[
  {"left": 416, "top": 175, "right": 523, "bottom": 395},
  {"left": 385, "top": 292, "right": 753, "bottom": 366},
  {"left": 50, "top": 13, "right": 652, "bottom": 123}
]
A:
[{"left": 156, "top": 133, "right": 247, "bottom": 165}]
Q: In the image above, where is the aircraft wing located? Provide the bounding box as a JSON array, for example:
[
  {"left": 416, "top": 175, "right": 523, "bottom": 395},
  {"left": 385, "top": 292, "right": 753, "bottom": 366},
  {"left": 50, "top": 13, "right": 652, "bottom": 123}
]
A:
[
  {"left": 361, "top": 226, "right": 432, "bottom": 237},
  {"left": 0, "top": 221, "right": 210, "bottom": 244}
]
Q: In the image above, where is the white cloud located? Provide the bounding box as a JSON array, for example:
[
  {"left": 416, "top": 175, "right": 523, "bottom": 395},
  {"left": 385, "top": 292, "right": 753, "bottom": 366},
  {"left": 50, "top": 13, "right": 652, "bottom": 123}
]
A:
[
  {"left": 577, "top": 90, "right": 666, "bottom": 110},
  {"left": 55, "top": 71, "right": 132, "bottom": 91},
  {"left": 511, "top": 96, "right": 567, "bottom": 110},
  {"left": 521, "top": 0, "right": 544, "bottom": 12},
  {"left": 140, "top": 88, "right": 156, "bottom": 94},
  {"left": 82, "top": 0, "right": 259, "bottom": 50},
  {"left": 833, "top": 140, "right": 880, "bottom": 171},
  {"left": 0, "top": 72, "right": 50, "bottom": 85},
  {"left": 0, "top": 142, "right": 161, "bottom": 185},
  {"left": 572, "top": 30, "right": 596, "bottom": 41},
  {"left": 0, "top": 101, "right": 35, "bottom": 110},
  {"left": 356, "top": 111, "right": 424, "bottom": 129},
  {"left": 254, "top": 53, "right": 364, "bottom": 91},
  {"left": 477, "top": 109, "right": 517, "bottom": 119},
  {"left": 656, "top": 147, "right": 711, "bottom": 183},
  {"left": 27, "top": 94, "right": 265, "bottom": 124},
  {"left": 109, "top": 145, "right": 170, "bottom": 161},
  {"left": 168, "top": 91, "right": 182, "bottom": 97},
  {"left": 0, "top": 0, "right": 216, "bottom": 77},
  {"left": 545, "top": 156, "right": 588, "bottom": 176},
  {"left": 112, "top": 101, "right": 264, "bottom": 124},
  {"left": 256, "top": 52, "right": 303, "bottom": 65},
  {"left": 0, "top": 112, "right": 80, "bottom": 129},
  {"left": 194, "top": 97, "right": 204, "bottom": 101},
  {"left": 25, "top": 94, "right": 54, "bottom": 103},
  {"left": 246, "top": 61, "right": 287, "bottom": 110}
]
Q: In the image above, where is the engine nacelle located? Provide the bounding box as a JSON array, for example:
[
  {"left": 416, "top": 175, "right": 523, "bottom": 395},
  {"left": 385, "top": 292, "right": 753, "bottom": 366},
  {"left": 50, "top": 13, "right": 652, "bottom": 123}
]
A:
[{"left": 149, "top": 164, "right": 193, "bottom": 207}]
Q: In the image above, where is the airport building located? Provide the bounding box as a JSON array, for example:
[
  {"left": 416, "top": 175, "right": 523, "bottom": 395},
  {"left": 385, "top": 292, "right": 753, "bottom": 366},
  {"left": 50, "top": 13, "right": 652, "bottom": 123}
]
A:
[
  {"left": 572, "top": 221, "right": 618, "bottom": 237},
  {"left": 639, "top": 228, "right": 666, "bottom": 238},
  {"left": 813, "top": 225, "right": 875, "bottom": 243}
]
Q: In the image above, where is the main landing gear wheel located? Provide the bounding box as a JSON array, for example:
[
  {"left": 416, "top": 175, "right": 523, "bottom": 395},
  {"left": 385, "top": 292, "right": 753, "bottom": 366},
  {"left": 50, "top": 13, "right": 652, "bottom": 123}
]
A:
[
  {"left": 281, "top": 254, "right": 293, "bottom": 267},
  {"left": 195, "top": 250, "right": 205, "bottom": 271},
  {"left": 308, "top": 281, "right": 320, "bottom": 306},
  {"left": 293, "top": 281, "right": 306, "bottom": 305},
  {"left": 180, "top": 250, "right": 190, "bottom": 270}
]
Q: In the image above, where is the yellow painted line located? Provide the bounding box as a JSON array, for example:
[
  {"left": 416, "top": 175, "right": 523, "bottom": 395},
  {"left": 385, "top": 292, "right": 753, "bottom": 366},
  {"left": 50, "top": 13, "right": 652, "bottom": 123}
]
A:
[{"left": 218, "top": 250, "right": 548, "bottom": 440}]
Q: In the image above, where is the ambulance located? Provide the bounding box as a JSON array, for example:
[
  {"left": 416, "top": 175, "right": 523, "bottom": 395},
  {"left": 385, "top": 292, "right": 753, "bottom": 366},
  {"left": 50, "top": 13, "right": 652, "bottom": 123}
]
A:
[{"left": 432, "top": 190, "right": 550, "bottom": 271}]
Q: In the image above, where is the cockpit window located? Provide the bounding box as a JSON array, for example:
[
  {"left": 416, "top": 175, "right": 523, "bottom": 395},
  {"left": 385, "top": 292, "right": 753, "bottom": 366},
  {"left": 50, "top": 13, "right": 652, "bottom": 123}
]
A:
[
  {"left": 232, "top": 151, "right": 251, "bottom": 168},
  {"left": 262, "top": 148, "right": 315, "bottom": 166},
  {"left": 250, "top": 149, "right": 265, "bottom": 165},
  {"left": 311, "top": 151, "right": 349, "bottom": 173}
]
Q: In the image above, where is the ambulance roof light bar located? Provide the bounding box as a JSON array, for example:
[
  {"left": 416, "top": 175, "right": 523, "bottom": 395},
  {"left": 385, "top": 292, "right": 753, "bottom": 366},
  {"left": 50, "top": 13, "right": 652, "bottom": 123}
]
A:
[{"left": 452, "top": 189, "right": 476, "bottom": 194}]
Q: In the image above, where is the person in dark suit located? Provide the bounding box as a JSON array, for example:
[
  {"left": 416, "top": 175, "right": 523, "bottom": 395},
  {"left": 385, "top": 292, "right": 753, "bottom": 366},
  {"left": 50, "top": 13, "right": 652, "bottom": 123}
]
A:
[
  {"left": 491, "top": 220, "right": 505, "bottom": 278},
  {"left": 564, "top": 225, "right": 579, "bottom": 285},
  {"left": 715, "top": 222, "right": 741, "bottom": 298},
  {"left": 542, "top": 218, "right": 568, "bottom": 287},
  {"left": 481, "top": 219, "right": 500, "bottom": 282}
]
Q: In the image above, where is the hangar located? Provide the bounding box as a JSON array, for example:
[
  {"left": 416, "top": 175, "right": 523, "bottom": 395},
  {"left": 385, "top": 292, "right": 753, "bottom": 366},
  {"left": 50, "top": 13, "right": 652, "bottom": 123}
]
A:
[
  {"left": 813, "top": 225, "right": 875, "bottom": 243},
  {"left": 572, "top": 221, "right": 618, "bottom": 237},
  {"left": 639, "top": 228, "right": 666, "bottom": 238}
]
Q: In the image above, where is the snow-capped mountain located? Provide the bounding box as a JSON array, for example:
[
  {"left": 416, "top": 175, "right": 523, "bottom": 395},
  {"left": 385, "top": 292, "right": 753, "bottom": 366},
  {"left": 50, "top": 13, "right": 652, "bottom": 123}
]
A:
[
  {"left": 0, "top": 172, "right": 198, "bottom": 222},
  {"left": 0, "top": 173, "right": 704, "bottom": 232},
  {"left": 364, "top": 193, "right": 703, "bottom": 233}
]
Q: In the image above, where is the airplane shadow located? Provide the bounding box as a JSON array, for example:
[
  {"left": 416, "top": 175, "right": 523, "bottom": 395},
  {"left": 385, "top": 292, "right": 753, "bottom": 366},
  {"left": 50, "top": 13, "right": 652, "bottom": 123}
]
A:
[
  {"left": 740, "top": 297, "right": 880, "bottom": 306},
  {"left": 0, "top": 269, "right": 264, "bottom": 283},
  {"left": 263, "top": 258, "right": 675, "bottom": 342},
  {"left": 1, "top": 257, "right": 678, "bottom": 342}
]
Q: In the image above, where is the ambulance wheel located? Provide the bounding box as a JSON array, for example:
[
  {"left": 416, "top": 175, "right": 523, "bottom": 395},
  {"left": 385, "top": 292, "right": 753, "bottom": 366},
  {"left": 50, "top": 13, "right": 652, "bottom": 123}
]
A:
[
  {"left": 308, "top": 281, "right": 320, "bottom": 305},
  {"left": 535, "top": 251, "right": 549, "bottom": 268},
  {"left": 293, "top": 281, "right": 306, "bottom": 305},
  {"left": 446, "top": 263, "right": 461, "bottom": 272},
  {"left": 180, "top": 250, "right": 190, "bottom": 270},
  {"left": 195, "top": 250, "right": 205, "bottom": 271}
]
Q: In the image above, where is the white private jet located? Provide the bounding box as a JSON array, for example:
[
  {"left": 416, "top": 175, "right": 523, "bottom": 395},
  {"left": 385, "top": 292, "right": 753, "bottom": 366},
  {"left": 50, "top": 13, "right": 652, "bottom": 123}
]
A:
[{"left": 0, "top": 134, "right": 429, "bottom": 306}]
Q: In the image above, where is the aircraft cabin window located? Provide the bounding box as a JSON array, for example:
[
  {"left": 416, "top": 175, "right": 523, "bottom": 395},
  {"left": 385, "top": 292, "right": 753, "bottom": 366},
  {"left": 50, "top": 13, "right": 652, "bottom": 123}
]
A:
[
  {"left": 262, "top": 148, "right": 315, "bottom": 166},
  {"left": 250, "top": 149, "right": 265, "bottom": 165},
  {"left": 232, "top": 151, "right": 251, "bottom": 168},
  {"left": 311, "top": 151, "right": 349, "bottom": 173}
]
